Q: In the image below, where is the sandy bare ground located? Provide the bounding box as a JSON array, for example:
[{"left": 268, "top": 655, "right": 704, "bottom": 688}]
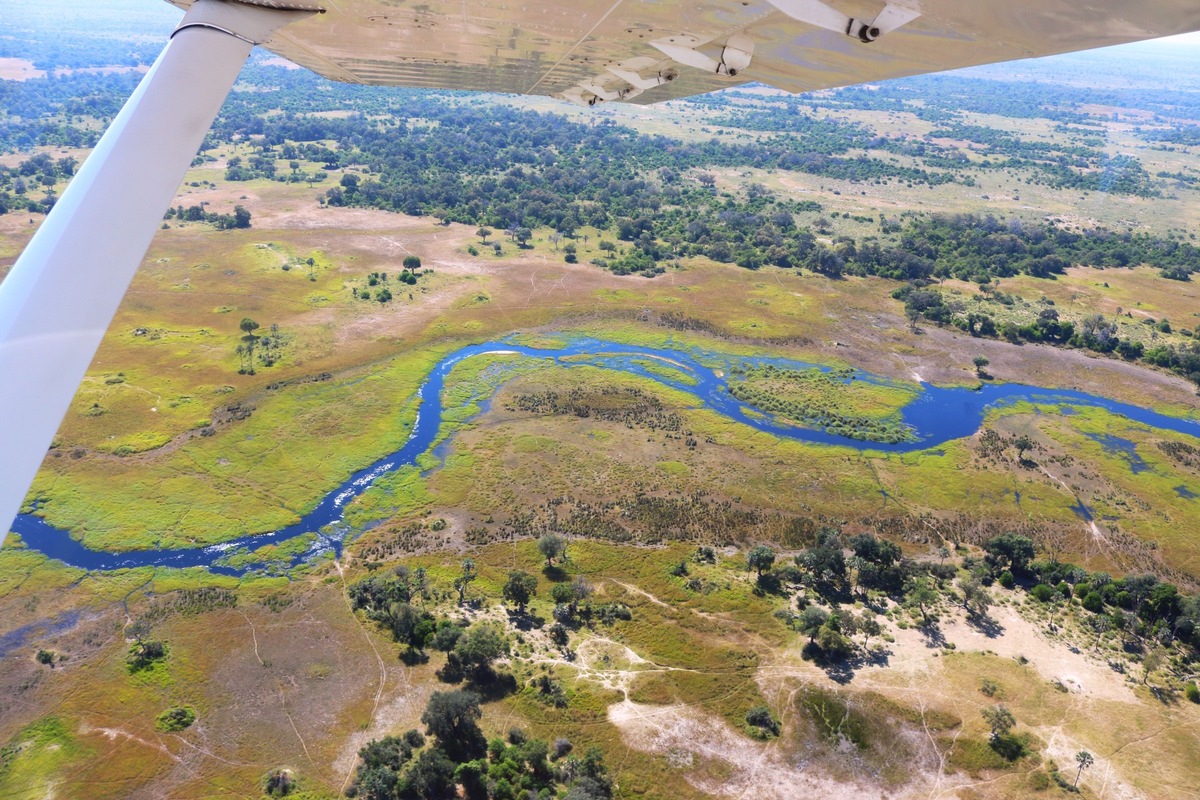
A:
[
  {"left": 0, "top": 58, "right": 148, "bottom": 81},
  {"left": 0, "top": 57, "right": 44, "bottom": 80},
  {"left": 599, "top": 590, "right": 1163, "bottom": 800},
  {"left": 937, "top": 606, "right": 1135, "bottom": 704},
  {"left": 607, "top": 698, "right": 951, "bottom": 800}
]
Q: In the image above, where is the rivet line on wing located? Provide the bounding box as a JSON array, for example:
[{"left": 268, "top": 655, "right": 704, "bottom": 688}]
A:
[{"left": 526, "top": 0, "right": 627, "bottom": 93}]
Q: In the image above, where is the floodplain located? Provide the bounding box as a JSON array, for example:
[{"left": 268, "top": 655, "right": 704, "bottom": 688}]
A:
[{"left": 2, "top": 8, "right": 1200, "bottom": 798}]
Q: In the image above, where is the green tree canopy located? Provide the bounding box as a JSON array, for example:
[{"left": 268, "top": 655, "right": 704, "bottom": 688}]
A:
[
  {"left": 747, "top": 545, "right": 776, "bottom": 575},
  {"left": 422, "top": 690, "right": 486, "bottom": 762},
  {"left": 537, "top": 533, "right": 567, "bottom": 566},
  {"left": 502, "top": 570, "right": 538, "bottom": 612}
]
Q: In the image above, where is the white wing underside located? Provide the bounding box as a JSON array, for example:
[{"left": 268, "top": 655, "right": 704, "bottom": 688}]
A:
[{"left": 158, "top": 1, "right": 1200, "bottom": 105}]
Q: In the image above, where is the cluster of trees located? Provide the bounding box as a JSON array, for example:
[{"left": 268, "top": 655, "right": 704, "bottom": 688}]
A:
[
  {"left": 352, "top": 258, "right": 425, "bottom": 304},
  {"left": 726, "top": 530, "right": 946, "bottom": 664},
  {"left": 895, "top": 280, "right": 1200, "bottom": 387},
  {"left": 983, "top": 532, "right": 1200, "bottom": 652},
  {"left": 0, "top": 71, "right": 140, "bottom": 152},
  {"left": 880, "top": 213, "right": 1200, "bottom": 283},
  {"left": 235, "top": 317, "right": 284, "bottom": 374},
  {"left": 922, "top": 123, "right": 1157, "bottom": 196},
  {"left": 163, "top": 202, "right": 251, "bottom": 230},
  {"left": 0, "top": 151, "right": 75, "bottom": 213},
  {"left": 348, "top": 691, "right": 614, "bottom": 800},
  {"left": 729, "top": 526, "right": 1200, "bottom": 694}
]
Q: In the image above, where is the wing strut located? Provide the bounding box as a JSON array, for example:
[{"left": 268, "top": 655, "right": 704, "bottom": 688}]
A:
[{"left": 0, "top": 0, "right": 314, "bottom": 544}]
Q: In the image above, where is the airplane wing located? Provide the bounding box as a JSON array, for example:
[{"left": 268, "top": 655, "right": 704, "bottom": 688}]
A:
[{"left": 164, "top": 0, "right": 1200, "bottom": 106}]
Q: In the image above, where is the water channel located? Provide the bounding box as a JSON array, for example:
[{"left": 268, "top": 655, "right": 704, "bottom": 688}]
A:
[{"left": 10, "top": 337, "right": 1200, "bottom": 575}]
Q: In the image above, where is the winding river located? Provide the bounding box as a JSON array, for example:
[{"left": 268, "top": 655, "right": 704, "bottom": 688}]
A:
[{"left": 10, "top": 336, "right": 1200, "bottom": 576}]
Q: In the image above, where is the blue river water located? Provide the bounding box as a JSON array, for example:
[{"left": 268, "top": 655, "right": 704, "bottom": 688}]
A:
[{"left": 10, "top": 336, "right": 1200, "bottom": 576}]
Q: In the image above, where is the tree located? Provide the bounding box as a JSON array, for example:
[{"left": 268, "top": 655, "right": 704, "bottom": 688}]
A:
[
  {"left": 402, "top": 747, "right": 456, "bottom": 799},
  {"left": 403, "top": 255, "right": 422, "bottom": 271},
  {"left": 800, "top": 533, "right": 847, "bottom": 591},
  {"left": 959, "top": 576, "right": 992, "bottom": 617},
  {"left": 798, "top": 606, "right": 829, "bottom": 642},
  {"left": 985, "top": 533, "right": 1035, "bottom": 575},
  {"left": 815, "top": 616, "right": 854, "bottom": 660},
  {"left": 1014, "top": 434, "right": 1035, "bottom": 463},
  {"left": 858, "top": 614, "right": 882, "bottom": 647},
  {"left": 537, "top": 533, "right": 567, "bottom": 567},
  {"left": 421, "top": 690, "right": 486, "bottom": 762},
  {"left": 476, "top": 227, "right": 492, "bottom": 243},
  {"left": 1074, "top": 750, "right": 1094, "bottom": 788},
  {"left": 746, "top": 545, "right": 776, "bottom": 576},
  {"left": 981, "top": 704, "right": 1015, "bottom": 741},
  {"left": 551, "top": 582, "right": 577, "bottom": 606},
  {"left": 549, "top": 622, "right": 570, "bottom": 648},
  {"left": 387, "top": 602, "right": 427, "bottom": 650},
  {"left": 233, "top": 205, "right": 252, "bottom": 228},
  {"left": 503, "top": 570, "right": 538, "bottom": 613},
  {"left": 973, "top": 355, "right": 989, "bottom": 376},
  {"left": 515, "top": 227, "right": 532, "bottom": 247},
  {"left": 1142, "top": 646, "right": 1167, "bottom": 685},
  {"left": 240, "top": 317, "right": 260, "bottom": 339},
  {"left": 452, "top": 623, "right": 509, "bottom": 679},
  {"left": 905, "top": 577, "right": 939, "bottom": 623},
  {"left": 127, "top": 618, "right": 152, "bottom": 644},
  {"left": 454, "top": 558, "right": 476, "bottom": 605}
]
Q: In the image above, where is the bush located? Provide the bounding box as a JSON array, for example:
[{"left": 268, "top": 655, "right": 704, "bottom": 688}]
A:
[
  {"left": 1082, "top": 591, "right": 1105, "bottom": 613},
  {"left": 745, "top": 705, "right": 780, "bottom": 737},
  {"left": 263, "top": 768, "right": 295, "bottom": 797},
  {"left": 1030, "top": 584, "right": 1055, "bottom": 602},
  {"left": 1186, "top": 682, "right": 1200, "bottom": 704},
  {"left": 127, "top": 640, "right": 167, "bottom": 672},
  {"left": 156, "top": 705, "right": 196, "bottom": 732},
  {"left": 998, "top": 571, "right": 1015, "bottom": 589}
]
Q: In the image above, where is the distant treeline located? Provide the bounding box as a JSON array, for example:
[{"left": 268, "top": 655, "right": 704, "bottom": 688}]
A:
[{"left": 870, "top": 213, "right": 1200, "bottom": 282}]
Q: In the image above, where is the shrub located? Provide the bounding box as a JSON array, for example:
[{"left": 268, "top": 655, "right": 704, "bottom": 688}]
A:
[
  {"left": 127, "top": 640, "right": 167, "bottom": 672},
  {"left": 1030, "top": 584, "right": 1055, "bottom": 602},
  {"left": 998, "top": 571, "right": 1015, "bottom": 589},
  {"left": 1082, "top": 591, "right": 1105, "bottom": 613},
  {"left": 156, "top": 706, "right": 196, "bottom": 732},
  {"left": 745, "top": 705, "right": 780, "bottom": 737},
  {"left": 1186, "top": 682, "right": 1200, "bottom": 704},
  {"left": 263, "top": 768, "right": 295, "bottom": 797}
]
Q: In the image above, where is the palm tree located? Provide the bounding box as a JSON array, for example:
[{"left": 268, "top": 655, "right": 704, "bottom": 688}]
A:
[{"left": 1073, "top": 751, "right": 1094, "bottom": 787}]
